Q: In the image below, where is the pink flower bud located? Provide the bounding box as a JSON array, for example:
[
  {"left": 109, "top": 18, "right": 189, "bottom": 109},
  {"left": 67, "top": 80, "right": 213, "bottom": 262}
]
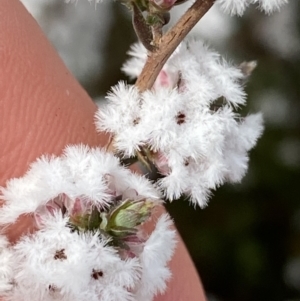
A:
[
  {"left": 152, "top": 0, "right": 177, "bottom": 10},
  {"left": 153, "top": 69, "right": 179, "bottom": 90},
  {"left": 151, "top": 151, "right": 171, "bottom": 176}
]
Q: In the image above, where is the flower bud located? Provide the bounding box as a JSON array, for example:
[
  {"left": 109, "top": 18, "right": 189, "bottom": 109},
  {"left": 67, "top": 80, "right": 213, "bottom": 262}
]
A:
[
  {"left": 101, "top": 198, "right": 156, "bottom": 238},
  {"left": 151, "top": 0, "right": 177, "bottom": 10}
]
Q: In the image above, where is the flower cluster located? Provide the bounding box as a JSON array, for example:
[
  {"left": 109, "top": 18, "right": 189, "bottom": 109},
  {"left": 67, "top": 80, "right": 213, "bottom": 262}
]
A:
[
  {"left": 96, "top": 40, "right": 264, "bottom": 207},
  {"left": 0, "top": 146, "right": 176, "bottom": 301},
  {"left": 0, "top": 1, "right": 290, "bottom": 301}
]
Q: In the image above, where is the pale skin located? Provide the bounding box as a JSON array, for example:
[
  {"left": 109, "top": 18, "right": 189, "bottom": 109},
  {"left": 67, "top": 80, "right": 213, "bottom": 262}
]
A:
[{"left": 0, "top": 1, "right": 206, "bottom": 300}]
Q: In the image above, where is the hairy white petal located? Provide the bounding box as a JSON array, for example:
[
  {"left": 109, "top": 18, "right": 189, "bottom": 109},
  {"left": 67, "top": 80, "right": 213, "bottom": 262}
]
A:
[
  {"left": 122, "top": 43, "right": 148, "bottom": 79},
  {"left": 216, "top": 0, "right": 288, "bottom": 15},
  {"left": 96, "top": 82, "right": 144, "bottom": 156},
  {"left": 136, "top": 214, "right": 176, "bottom": 300},
  {"left": 217, "top": 0, "right": 250, "bottom": 15},
  {"left": 257, "top": 0, "right": 289, "bottom": 14},
  {"left": 63, "top": 145, "right": 112, "bottom": 205},
  {"left": 0, "top": 146, "right": 160, "bottom": 224},
  {"left": 0, "top": 156, "right": 68, "bottom": 224},
  {"left": 0, "top": 236, "right": 14, "bottom": 293},
  {"left": 223, "top": 113, "right": 264, "bottom": 182}
]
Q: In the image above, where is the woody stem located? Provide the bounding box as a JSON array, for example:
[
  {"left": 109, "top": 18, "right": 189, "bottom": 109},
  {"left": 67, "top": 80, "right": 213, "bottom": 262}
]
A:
[{"left": 135, "top": 0, "right": 215, "bottom": 92}]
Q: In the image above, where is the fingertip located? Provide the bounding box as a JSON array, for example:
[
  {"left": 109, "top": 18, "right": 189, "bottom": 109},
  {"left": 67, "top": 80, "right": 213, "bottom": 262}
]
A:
[{"left": 0, "top": 0, "right": 108, "bottom": 186}]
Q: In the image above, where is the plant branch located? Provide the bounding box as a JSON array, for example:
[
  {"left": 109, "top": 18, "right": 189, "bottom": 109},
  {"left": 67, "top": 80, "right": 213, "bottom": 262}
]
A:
[{"left": 135, "top": 0, "right": 215, "bottom": 92}]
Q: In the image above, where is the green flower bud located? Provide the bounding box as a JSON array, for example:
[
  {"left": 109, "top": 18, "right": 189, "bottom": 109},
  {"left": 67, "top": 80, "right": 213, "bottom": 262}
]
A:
[{"left": 102, "top": 198, "right": 156, "bottom": 238}]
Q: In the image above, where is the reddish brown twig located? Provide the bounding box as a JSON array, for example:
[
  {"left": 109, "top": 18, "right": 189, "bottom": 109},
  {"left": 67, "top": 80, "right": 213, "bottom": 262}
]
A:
[{"left": 135, "top": 0, "right": 215, "bottom": 92}]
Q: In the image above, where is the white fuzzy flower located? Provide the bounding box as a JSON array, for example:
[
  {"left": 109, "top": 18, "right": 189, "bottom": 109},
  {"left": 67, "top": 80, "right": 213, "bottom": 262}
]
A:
[
  {"left": 96, "top": 82, "right": 146, "bottom": 157},
  {"left": 0, "top": 147, "right": 176, "bottom": 301},
  {"left": 136, "top": 214, "right": 176, "bottom": 301},
  {"left": 0, "top": 212, "right": 175, "bottom": 301},
  {"left": 96, "top": 40, "right": 264, "bottom": 207},
  {"left": 0, "top": 145, "right": 159, "bottom": 225},
  {"left": 6, "top": 214, "right": 140, "bottom": 301},
  {"left": 216, "top": 0, "right": 288, "bottom": 16},
  {"left": 0, "top": 236, "right": 14, "bottom": 293}
]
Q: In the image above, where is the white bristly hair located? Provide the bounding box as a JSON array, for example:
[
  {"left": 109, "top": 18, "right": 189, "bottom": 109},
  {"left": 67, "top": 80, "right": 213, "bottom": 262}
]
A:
[
  {"left": 216, "top": 0, "right": 288, "bottom": 16},
  {"left": 96, "top": 40, "right": 264, "bottom": 207}
]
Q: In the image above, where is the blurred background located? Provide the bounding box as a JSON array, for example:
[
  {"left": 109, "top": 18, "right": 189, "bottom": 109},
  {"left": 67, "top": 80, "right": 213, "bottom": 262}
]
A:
[{"left": 20, "top": 1, "right": 300, "bottom": 300}]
